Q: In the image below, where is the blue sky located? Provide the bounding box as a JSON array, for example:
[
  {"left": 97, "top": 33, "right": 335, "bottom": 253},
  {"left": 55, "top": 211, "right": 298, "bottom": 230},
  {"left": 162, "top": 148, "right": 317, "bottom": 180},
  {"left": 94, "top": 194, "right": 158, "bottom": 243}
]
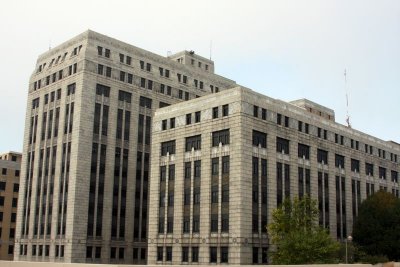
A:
[{"left": 0, "top": 0, "right": 399, "bottom": 152}]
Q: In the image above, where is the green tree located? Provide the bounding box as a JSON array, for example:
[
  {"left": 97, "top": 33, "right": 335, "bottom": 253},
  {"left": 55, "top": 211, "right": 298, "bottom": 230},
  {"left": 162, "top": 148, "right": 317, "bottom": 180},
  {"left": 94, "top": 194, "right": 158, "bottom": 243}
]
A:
[
  {"left": 268, "top": 196, "right": 340, "bottom": 264},
  {"left": 353, "top": 190, "right": 400, "bottom": 261}
]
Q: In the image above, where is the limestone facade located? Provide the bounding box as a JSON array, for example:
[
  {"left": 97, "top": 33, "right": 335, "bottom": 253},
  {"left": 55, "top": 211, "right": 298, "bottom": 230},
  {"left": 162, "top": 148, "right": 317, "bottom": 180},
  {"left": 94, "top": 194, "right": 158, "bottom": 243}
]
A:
[
  {"left": 148, "top": 87, "right": 400, "bottom": 265},
  {"left": 15, "top": 30, "right": 236, "bottom": 264}
]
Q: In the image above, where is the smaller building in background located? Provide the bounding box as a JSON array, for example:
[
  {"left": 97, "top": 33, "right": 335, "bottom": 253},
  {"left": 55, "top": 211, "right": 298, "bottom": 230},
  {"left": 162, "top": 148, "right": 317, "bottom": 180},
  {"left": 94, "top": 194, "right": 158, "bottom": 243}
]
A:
[{"left": 0, "top": 151, "right": 21, "bottom": 260}]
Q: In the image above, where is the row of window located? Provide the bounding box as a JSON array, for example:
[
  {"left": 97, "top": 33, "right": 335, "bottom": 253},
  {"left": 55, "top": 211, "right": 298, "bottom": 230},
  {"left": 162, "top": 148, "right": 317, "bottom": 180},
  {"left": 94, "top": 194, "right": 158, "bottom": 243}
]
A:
[
  {"left": 159, "top": 157, "right": 230, "bottom": 235},
  {"left": 119, "top": 70, "right": 133, "bottom": 84},
  {"left": 99, "top": 63, "right": 198, "bottom": 102},
  {"left": 33, "top": 63, "right": 77, "bottom": 91},
  {"left": 160, "top": 164, "right": 229, "bottom": 196},
  {"left": 161, "top": 130, "right": 230, "bottom": 156},
  {"left": 187, "top": 56, "right": 210, "bottom": 71},
  {"left": 87, "top": 246, "right": 148, "bottom": 261},
  {"left": 36, "top": 45, "right": 82, "bottom": 74},
  {"left": 20, "top": 244, "right": 65, "bottom": 258},
  {"left": 158, "top": 66, "right": 170, "bottom": 78},
  {"left": 176, "top": 56, "right": 211, "bottom": 72},
  {"left": 0, "top": 181, "right": 19, "bottom": 191},
  {"left": 161, "top": 104, "right": 229, "bottom": 132},
  {"left": 193, "top": 79, "right": 204, "bottom": 89},
  {"left": 119, "top": 53, "right": 132, "bottom": 65},
  {"left": 159, "top": 83, "right": 172, "bottom": 96},
  {"left": 0, "top": 196, "right": 18, "bottom": 207},
  {"left": 96, "top": 84, "right": 168, "bottom": 111},
  {"left": 1, "top": 168, "right": 20, "bottom": 177},
  {"left": 252, "top": 130, "right": 399, "bottom": 181},
  {"left": 98, "top": 64, "right": 134, "bottom": 86},
  {"left": 158, "top": 81, "right": 193, "bottom": 101},
  {"left": 252, "top": 105, "right": 399, "bottom": 163},
  {"left": 0, "top": 155, "right": 18, "bottom": 161},
  {"left": 213, "top": 104, "right": 229, "bottom": 118},
  {"left": 140, "top": 77, "right": 153, "bottom": 90},
  {"left": 44, "top": 89, "right": 62, "bottom": 105},
  {"left": 99, "top": 46, "right": 220, "bottom": 93},
  {"left": 98, "top": 46, "right": 111, "bottom": 58},
  {"left": 157, "top": 246, "right": 228, "bottom": 263},
  {"left": 0, "top": 224, "right": 16, "bottom": 237},
  {"left": 159, "top": 215, "right": 202, "bottom": 234},
  {"left": 139, "top": 60, "right": 152, "bottom": 72}
]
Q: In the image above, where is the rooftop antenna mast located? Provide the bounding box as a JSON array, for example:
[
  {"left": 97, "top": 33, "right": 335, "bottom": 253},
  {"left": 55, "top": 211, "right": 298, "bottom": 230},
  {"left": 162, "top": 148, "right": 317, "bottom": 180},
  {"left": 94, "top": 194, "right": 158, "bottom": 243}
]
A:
[{"left": 344, "top": 69, "right": 351, "bottom": 128}]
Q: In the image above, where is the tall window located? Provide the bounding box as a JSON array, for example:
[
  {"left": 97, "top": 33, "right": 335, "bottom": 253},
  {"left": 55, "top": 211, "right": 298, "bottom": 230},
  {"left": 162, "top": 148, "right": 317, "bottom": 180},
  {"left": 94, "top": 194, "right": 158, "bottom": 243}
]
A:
[
  {"left": 210, "top": 247, "right": 217, "bottom": 263},
  {"left": 87, "top": 143, "right": 106, "bottom": 237},
  {"left": 210, "top": 214, "right": 218, "bottom": 232},
  {"left": 194, "top": 160, "right": 201, "bottom": 179},
  {"left": 318, "top": 172, "right": 329, "bottom": 228},
  {"left": 252, "top": 157, "right": 259, "bottom": 233},
  {"left": 298, "top": 167, "right": 311, "bottom": 197},
  {"left": 184, "top": 162, "right": 191, "bottom": 180},
  {"left": 182, "top": 247, "right": 189, "bottom": 262},
  {"left": 192, "top": 247, "right": 199, "bottom": 262},
  {"left": 277, "top": 162, "right": 290, "bottom": 205},
  {"left": 211, "top": 158, "right": 219, "bottom": 175},
  {"left": 222, "top": 156, "right": 230, "bottom": 174},
  {"left": 157, "top": 247, "right": 163, "bottom": 261},
  {"left": 351, "top": 179, "right": 361, "bottom": 218},
  {"left": 336, "top": 176, "right": 347, "bottom": 240},
  {"left": 168, "top": 164, "right": 175, "bottom": 181},
  {"left": 221, "top": 213, "right": 229, "bottom": 232},
  {"left": 221, "top": 247, "right": 229, "bottom": 263}
]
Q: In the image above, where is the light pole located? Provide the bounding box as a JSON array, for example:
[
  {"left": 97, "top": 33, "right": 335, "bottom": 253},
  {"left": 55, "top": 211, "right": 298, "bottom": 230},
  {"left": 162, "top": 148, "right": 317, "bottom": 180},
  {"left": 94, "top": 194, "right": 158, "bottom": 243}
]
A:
[{"left": 345, "top": 235, "right": 353, "bottom": 263}]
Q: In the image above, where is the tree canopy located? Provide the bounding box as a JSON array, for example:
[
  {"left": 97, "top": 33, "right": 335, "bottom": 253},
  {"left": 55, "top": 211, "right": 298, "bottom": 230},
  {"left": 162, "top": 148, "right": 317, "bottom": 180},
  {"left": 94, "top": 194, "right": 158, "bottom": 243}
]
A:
[
  {"left": 268, "top": 196, "right": 339, "bottom": 264},
  {"left": 353, "top": 191, "right": 400, "bottom": 261}
]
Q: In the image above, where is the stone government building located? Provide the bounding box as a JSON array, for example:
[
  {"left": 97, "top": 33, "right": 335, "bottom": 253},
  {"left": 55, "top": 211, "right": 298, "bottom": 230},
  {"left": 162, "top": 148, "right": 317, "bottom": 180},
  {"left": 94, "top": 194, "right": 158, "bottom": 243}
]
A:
[
  {"left": 148, "top": 87, "right": 400, "bottom": 264},
  {"left": 15, "top": 30, "right": 400, "bottom": 264},
  {"left": 15, "top": 30, "right": 236, "bottom": 264}
]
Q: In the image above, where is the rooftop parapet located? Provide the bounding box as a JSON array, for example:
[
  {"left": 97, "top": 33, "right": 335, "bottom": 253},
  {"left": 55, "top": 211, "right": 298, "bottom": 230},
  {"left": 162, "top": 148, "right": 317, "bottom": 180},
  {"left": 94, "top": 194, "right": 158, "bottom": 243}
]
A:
[{"left": 290, "top": 98, "right": 335, "bottom": 122}]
